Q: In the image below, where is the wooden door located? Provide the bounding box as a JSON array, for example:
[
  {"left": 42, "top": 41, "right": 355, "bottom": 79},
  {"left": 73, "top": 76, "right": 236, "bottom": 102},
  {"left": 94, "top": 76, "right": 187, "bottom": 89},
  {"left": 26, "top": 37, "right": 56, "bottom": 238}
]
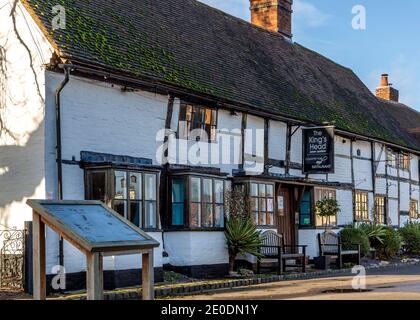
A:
[{"left": 276, "top": 187, "right": 296, "bottom": 247}]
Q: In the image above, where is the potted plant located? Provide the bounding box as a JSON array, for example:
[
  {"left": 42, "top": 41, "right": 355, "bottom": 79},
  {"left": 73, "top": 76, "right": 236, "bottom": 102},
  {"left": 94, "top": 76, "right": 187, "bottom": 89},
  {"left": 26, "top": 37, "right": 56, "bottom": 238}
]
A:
[
  {"left": 314, "top": 198, "right": 341, "bottom": 269},
  {"left": 224, "top": 187, "right": 263, "bottom": 274},
  {"left": 316, "top": 198, "right": 341, "bottom": 232}
]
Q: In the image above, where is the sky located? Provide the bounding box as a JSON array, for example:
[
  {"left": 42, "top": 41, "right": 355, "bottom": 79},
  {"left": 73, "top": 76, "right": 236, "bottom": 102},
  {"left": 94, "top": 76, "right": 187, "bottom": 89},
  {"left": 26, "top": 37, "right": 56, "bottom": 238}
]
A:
[{"left": 198, "top": 0, "right": 420, "bottom": 111}]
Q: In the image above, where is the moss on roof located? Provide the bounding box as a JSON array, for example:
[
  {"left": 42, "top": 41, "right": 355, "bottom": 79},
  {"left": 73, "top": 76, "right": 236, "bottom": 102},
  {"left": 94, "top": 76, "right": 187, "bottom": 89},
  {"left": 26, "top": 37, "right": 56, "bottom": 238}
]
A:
[
  {"left": 29, "top": 0, "right": 219, "bottom": 95},
  {"left": 24, "top": 0, "right": 420, "bottom": 151}
]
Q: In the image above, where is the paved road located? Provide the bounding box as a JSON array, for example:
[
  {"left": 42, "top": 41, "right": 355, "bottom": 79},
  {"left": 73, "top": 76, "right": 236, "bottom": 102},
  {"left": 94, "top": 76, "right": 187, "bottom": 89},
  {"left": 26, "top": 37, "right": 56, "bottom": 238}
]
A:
[{"left": 177, "top": 264, "right": 420, "bottom": 300}]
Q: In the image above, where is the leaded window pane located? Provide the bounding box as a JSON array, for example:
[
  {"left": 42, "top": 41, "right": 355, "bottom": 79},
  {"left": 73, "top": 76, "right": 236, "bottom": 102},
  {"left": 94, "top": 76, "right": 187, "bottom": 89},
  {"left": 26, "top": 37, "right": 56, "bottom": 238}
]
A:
[
  {"left": 114, "top": 171, "right": 127, "bottom": 200},
  {"left": 145, "top": 174, "right": 156, "bottom": 200},
  {"left": 202, "top": 179, "right": 213, "bottom": 203},
  {"left": 190, "top": 177, "right": 201, "bottom": 202},
  {"left": 129, "top": 173, "right": 142, "bottom": 200}
]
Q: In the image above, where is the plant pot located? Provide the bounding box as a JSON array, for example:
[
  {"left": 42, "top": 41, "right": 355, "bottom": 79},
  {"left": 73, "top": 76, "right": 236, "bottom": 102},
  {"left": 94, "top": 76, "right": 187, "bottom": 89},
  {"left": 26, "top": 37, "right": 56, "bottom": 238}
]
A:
[{"left": 314, "top": 256, "right": 332, "bottom": 270}]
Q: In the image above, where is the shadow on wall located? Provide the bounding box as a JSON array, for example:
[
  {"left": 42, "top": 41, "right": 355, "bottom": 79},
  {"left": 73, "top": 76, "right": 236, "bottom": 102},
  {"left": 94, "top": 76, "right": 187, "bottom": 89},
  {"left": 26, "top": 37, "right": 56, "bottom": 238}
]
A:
[{"left": 0, "top": 123, "right": 46, "bottom": 227}]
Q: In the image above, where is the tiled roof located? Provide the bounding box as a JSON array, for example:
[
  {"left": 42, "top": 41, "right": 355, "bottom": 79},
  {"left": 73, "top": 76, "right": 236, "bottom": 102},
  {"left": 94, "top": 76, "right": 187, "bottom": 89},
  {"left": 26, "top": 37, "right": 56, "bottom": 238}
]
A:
[
  {"left": 378, "top": 99, "right": 420, "bottom": 148},
  {"left": 23, "top": 0, "right": 420, "bottom": 151}
]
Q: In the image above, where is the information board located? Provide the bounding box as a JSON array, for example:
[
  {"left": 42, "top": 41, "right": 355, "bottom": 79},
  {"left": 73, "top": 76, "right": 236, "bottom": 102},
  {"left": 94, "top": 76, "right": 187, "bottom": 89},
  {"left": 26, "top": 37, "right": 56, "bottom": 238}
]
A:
[{"left": 27, "top": 200, "right": 159, "bottom": 253}]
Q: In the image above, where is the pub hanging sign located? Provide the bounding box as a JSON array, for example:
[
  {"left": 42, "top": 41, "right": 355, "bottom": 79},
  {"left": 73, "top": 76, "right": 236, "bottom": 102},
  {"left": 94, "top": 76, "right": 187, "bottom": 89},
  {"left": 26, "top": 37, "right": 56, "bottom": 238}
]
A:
[{"left": 302, "top": 126, "right": 335, "bottom": 174}]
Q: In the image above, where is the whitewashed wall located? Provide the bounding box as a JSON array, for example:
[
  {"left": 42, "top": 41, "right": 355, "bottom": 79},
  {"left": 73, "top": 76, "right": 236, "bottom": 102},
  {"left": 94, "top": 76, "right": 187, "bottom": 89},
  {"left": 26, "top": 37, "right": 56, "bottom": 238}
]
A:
[
  {"left": 329, "top": 136, "right": 352, "bottom": 183},
  {"left": 374, "top": 143, "right": 387, "bottom": 175},
  {"left": 217, "top": 110, "right": 242, "bottom": 174},
  {"left": 389, "top": 199, "right": 399, "bottom": 226},
  {"left": 268, "top": 120, "right": 287, "bottom": 161},
  {"left": 45, "top": 72, "right": 168, "bottom": 165},
  {"left": 0, "top": 0, "right": 54, "bottom": 229},
  {"left": 163, "top": 232, "right": 228, "bottom": 266},
  {"left": 44, "top": 72, "right": 167, "bottom": 273},
  {"left": 400, "top": 182, "right": 410, "bottom": 212},
  {"left": 244, "top": 115, "right": 265, "bottom": 175},
  {"left": 337, "top": 189, "right": 354, "bottom": 225},
  {"left": 376, "top": 178, "right": 387, "bottom": 195},
  {"left": 411, "top": 155, "right": 419, "bottom": 182},
  {"left": 45, "top": 231, "right": 164, "bottom": 274},
  {"left": 353, "top": 141, "right": 373, "bottom": 192},
  {"left": 299, "top": 229, "right": 326, "bottom": 258}
]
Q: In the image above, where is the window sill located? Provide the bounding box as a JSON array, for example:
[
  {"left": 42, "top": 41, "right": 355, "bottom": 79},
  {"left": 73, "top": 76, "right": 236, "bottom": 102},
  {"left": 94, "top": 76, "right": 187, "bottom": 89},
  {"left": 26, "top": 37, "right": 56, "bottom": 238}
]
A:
[
  {"left": 299, "top": 226, "right": 316, "bottom": 230},
  {"left": 256, "top": 225, "right": 277, "bottom": 229},
  {"left": 164, "top": 227, "right": 225, "bottom": 232},
  {"left": 142, "top": 228, "right": 162, "bottom": 233},
  {"left": 312, "top": 226, "right": 340, "bottom": 230}
]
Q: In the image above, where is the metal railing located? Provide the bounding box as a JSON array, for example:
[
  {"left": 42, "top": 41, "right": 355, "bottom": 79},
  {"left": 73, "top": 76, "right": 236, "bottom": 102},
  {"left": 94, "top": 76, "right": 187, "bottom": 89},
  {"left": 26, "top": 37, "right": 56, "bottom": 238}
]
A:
[{"left": 0, "top": 227, "right": 25, "bottom": 289}]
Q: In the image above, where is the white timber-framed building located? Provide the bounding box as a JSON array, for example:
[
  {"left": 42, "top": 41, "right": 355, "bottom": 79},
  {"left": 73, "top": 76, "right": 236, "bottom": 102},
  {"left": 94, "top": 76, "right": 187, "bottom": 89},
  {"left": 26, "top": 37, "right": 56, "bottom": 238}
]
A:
[{"left": 0, "top": 0, "right": 419, "bottom": 291}]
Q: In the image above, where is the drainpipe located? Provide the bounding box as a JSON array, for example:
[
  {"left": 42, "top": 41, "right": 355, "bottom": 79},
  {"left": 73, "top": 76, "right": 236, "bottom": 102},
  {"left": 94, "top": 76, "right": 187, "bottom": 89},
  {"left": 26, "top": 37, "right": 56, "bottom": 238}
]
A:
[
  {"left": 55, "top": 64, "right": 73, "bottom": 268},
  {"left": 285, "top": 123, "right": 292, "bottom": 175}
]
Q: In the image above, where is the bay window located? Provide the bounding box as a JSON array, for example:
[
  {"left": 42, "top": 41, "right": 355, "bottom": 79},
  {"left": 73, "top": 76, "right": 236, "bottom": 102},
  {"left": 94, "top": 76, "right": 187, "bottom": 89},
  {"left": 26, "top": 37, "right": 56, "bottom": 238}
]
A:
[
  {"left": 171, "top": 178, "right": 185, "bottom": 226},
  {"left": 170, "top": 175, "right": 230, "bottom": 229},
  {"left": 85, "top": 169, "right": 159, "bottom": 230}
]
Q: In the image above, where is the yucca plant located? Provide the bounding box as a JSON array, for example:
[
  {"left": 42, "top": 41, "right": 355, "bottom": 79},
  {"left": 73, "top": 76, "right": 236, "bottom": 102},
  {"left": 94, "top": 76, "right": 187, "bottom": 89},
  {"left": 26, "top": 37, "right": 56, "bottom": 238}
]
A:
[
  {"left": 399, "top": 222, "right": 420, "bottom": 255},
  {"left": 358, "top": 223, "right": 387, "bottom": 246},
  {"left": 225, "top": 215, "right": 263, "bottom": 272},
  {"left": 224, "top": 187, "right": 263, "bottom": 272}
]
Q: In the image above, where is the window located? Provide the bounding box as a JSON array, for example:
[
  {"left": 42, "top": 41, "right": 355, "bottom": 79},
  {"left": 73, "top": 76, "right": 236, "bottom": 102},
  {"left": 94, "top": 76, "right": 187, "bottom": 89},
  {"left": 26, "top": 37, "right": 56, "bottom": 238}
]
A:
[
  {"left": 178, "top": 102, "right": 217, "bottom": 142},
  {"left": 387, "top": 149, "right": 397, "bottom": 167},
  {"left": 250, "top": 182, "right": 275, "bottom": 226},
  {"left": 171, "top": 178, "right": 185, "bottom": 226},
  {"left": 399, "top": 153, "right": 410, "bottom": 171},
  {"left": 171, "top": 176, "right": 230, "bottom": 228},
  {"left": 190, "top": 177, "right": 202, "bottom": 227},
  {"left": 299, "top": 191, "right": 312, "bottom": 227},
  {"left": 88, "top": 171, "right": 107, "bottom": 202},
  {"left": 86, "top": 169, "right": 159, "bottom": 229},
  {"left": 410, "top": 200, "right": 419, "bottom": 220},
  {"left": 355, "top": 192, "right": 369, "bottom": 222},
  {"left": 374, "top": 196, "right": 387, "bottom": 225},
  {"left": 314, "top": 188, "right": 337, "bottom": 227}
]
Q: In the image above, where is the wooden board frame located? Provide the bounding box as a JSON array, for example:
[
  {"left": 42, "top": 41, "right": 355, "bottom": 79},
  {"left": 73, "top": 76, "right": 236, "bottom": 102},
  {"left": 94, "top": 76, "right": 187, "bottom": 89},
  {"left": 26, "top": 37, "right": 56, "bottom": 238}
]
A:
[
  {"left": 27, "top": 200, "right": 159, "bottom": 253},
  {"left": 29, "top": 200, "right": 159, "bottom": 300}
]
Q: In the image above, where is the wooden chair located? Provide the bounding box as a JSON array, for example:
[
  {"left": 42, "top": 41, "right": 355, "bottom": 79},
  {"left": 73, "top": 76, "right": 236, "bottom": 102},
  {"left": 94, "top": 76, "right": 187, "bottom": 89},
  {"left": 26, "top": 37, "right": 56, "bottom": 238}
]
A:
[
  {"left": 318, "top": 231, "right": 361, "bottom": 269},
  {"left": 257, "top": 230, "right": 307, "bottom": 275}
]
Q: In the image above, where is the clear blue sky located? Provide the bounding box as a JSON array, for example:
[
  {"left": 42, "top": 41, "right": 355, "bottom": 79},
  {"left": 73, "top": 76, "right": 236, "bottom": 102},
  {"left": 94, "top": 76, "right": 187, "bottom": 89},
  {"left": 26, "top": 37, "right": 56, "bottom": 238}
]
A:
[{"left": 199, "top": 0, "right": 420, "bottom": 111}]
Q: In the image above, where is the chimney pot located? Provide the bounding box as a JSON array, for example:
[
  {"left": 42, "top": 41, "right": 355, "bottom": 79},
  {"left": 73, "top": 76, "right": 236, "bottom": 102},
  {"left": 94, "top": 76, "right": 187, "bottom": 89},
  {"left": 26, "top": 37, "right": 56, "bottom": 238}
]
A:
[{"left": 380, "top": 74, "right": 389, "bottom": 87}]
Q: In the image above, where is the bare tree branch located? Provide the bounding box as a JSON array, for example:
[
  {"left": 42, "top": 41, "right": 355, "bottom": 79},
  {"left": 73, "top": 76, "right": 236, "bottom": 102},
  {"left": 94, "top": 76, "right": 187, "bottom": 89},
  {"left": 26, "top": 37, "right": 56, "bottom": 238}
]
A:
[
  {"left": 10, "top": 0, "right": 44, "bottom": 103},
  {"left": 0, "top": 0, "right": 45, "bottom": 140}
]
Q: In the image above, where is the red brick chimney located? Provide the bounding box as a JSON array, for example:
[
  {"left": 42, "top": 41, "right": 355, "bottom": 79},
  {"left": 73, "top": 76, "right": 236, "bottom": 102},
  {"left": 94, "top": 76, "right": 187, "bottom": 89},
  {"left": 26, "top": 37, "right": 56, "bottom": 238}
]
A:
[
  {"left": 375, "top": 74, "right": 399, "bottom": 102},
  {"left": 249, "top": 0, "right": 293, "bottom": 38}
]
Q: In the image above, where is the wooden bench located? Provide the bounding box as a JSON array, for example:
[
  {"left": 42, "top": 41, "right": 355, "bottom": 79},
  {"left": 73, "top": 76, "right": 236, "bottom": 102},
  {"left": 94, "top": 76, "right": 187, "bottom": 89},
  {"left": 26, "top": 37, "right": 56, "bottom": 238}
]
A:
[
  {"left": 318, "top": 231, "right": 361, "bottom": 269},
  {"left": 257, "top": 230, "right": 307, "bottom": 275}
]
